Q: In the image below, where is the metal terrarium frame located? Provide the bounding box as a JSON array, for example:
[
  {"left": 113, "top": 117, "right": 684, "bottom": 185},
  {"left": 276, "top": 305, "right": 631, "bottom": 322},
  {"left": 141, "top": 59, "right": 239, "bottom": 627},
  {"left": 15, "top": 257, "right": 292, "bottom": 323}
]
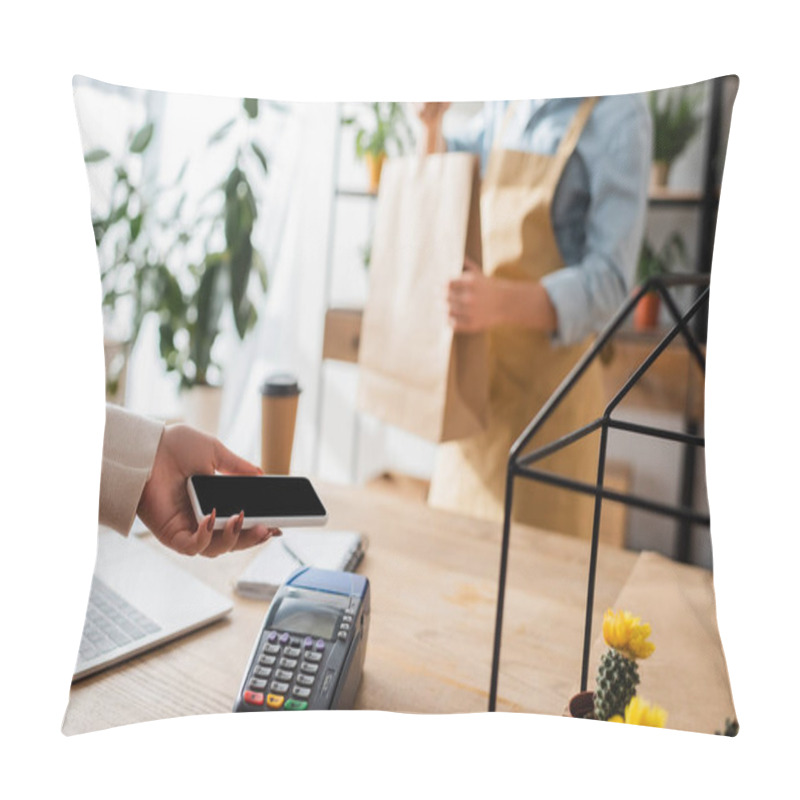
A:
[{"left": 487, "top": 273, "right": 710, "bottom": 712}]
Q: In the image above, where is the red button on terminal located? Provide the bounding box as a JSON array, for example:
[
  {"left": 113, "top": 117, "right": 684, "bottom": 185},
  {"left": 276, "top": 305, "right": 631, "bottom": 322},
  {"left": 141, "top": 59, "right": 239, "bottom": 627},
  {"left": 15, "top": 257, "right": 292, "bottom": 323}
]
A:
[{"left": 243, "top": 690, "right": 265, "bottom": 706}]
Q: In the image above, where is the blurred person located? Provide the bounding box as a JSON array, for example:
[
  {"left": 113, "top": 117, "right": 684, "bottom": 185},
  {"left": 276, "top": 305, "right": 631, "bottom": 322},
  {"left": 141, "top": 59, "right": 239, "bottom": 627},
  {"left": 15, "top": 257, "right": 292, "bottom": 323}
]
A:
[{"left": 418, "top": 95, "right": 651, "bottom": 537}]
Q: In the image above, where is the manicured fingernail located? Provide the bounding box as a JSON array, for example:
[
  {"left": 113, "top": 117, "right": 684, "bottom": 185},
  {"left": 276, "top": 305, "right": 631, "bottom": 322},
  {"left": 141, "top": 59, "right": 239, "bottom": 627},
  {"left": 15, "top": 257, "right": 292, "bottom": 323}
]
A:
[
  {"left": 235, "top": 511, "right": 244, "bottom": 535},
  {"left": 207, "top": 509, "right": 216, "bottom": 532}
]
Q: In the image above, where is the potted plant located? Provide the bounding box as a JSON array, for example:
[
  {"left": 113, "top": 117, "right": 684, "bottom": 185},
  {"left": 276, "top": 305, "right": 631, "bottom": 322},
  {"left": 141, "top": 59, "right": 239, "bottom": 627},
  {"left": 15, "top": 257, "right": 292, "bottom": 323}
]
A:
[
  {"left": 568, "top": 608, "right": 667, "bottom": 728},
  {"left": 84, "top": 119, "right": 162, "bottom": 402},
  {"left": 84, "top": 96, "right": 277, "bottom": 433},
  {"left": 142, "top": 97, "right": 274, "bottom": 433},
  {"left": 633, "top": 231, "right": 688, "bottom": 331},
  {"left": 343, "top": 102, "right": 415, "bottom": 193},
  {"left": 648, "top": 85, "right": 703, "bottom": 188}
]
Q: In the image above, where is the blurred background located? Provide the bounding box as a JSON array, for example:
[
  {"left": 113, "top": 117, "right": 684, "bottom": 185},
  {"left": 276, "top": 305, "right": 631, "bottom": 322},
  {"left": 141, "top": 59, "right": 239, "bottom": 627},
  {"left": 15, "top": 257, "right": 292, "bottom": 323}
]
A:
[{"left": 74, "top": 76, "right": 738, "bottom": 569}]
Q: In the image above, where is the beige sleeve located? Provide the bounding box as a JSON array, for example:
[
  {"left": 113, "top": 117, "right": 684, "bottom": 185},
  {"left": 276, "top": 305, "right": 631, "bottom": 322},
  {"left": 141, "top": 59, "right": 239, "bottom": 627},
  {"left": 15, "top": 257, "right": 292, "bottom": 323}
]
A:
[{"left": 99, "top": 404, "right": 165, "bottom": 534}]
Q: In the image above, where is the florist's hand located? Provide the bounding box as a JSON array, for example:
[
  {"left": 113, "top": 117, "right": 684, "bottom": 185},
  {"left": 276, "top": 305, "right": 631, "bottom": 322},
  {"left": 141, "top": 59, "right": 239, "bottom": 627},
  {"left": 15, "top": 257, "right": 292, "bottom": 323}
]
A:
[
  {"left": 137, "top": 424, "right": 281, "bottom": 557},
  {"left": 415, "top": 103, "right": 451, "bottom": 153},
  {"left": 415, "top": 102, "right": 451, "bottom": 125},
  {"left": 447, "top": 257, "right": 504, "bottom": 332}
]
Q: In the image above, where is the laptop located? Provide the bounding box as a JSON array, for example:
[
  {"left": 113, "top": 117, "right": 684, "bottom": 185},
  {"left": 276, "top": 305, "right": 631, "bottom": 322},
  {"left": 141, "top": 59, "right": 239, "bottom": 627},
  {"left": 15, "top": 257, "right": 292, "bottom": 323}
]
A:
[{"left": 73, "top": 526, "right": 233, "bottom": 681}]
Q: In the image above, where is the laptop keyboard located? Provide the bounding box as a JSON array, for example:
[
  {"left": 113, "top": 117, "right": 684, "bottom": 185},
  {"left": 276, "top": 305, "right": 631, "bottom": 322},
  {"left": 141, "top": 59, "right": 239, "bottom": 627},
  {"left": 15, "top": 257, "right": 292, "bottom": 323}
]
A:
[{"left": 78, "top": 576, "right": 162, "bottom": 664}]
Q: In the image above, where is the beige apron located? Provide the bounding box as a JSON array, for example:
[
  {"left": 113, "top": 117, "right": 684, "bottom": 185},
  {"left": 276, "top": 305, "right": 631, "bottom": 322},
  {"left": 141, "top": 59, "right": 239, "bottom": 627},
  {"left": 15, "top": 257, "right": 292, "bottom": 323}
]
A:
[{"left": 428, "top": 98, "right": 605, "bottom": 539}]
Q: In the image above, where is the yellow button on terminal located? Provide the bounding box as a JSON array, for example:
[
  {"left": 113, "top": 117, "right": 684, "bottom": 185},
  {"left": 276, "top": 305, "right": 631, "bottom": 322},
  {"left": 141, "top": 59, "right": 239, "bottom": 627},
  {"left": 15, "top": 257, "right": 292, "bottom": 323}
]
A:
[{"left": 266, "top": 694, "right": 285, "bottom": 709}]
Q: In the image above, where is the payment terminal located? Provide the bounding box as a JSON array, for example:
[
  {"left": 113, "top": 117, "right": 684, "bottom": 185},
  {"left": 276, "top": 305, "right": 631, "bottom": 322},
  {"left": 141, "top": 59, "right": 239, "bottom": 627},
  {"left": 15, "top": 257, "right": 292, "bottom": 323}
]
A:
[{"left": 233, "top": 567, "right": 370, "bottom": 712}]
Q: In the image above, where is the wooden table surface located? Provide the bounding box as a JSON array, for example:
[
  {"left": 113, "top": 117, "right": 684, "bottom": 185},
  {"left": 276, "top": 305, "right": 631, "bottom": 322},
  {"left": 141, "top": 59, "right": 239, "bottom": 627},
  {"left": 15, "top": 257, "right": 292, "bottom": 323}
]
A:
[{"left": 62, "top": 481, "right": 733, "bottom": 735}]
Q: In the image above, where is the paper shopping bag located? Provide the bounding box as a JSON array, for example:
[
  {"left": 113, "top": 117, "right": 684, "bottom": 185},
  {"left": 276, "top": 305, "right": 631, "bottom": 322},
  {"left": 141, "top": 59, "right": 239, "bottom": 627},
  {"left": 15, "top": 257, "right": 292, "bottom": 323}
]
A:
[{"left": 357, "top": 153, "right": 489, "bottom": 442}]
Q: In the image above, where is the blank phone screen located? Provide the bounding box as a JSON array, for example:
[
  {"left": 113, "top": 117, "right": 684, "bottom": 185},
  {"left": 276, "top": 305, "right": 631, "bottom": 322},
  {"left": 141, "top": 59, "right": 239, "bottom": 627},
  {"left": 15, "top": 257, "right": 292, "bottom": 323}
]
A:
[{"left": 191, "top": 476, "right": 326, "bottom": 518}]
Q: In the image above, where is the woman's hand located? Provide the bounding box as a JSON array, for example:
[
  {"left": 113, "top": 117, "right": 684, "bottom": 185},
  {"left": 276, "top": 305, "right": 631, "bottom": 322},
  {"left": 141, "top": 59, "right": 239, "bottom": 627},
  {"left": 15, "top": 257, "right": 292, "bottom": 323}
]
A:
[{"left": 137, "top": 424, "right": 281, "bottom": 557}]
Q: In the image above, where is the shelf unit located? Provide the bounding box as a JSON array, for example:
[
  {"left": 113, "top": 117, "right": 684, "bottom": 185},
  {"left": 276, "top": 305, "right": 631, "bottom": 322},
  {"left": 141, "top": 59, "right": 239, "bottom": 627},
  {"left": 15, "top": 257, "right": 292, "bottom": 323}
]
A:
[
  {"left": 643, "top": 75, "right": 733, "bottom": 563},
  {"left": 312, "top": 104, "right": 377, "bottom": 481}
]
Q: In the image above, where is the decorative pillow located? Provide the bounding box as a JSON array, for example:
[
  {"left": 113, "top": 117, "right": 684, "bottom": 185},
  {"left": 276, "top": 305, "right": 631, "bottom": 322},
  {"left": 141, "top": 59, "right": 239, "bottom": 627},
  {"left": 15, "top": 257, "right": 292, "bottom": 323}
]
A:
[{"left": 64, "top": 75, "right": 738, "bottom": 742}]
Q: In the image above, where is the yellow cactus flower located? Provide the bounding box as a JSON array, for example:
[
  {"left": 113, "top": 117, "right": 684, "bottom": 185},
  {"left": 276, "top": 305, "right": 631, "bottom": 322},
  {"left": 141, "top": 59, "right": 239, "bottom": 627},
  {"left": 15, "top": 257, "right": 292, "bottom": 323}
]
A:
[
  {"left": 602, "top": 609, "right": 655, "bottom": 660},
  {"left": 608, "top": 696, "right": 667, "bottom": 727}
]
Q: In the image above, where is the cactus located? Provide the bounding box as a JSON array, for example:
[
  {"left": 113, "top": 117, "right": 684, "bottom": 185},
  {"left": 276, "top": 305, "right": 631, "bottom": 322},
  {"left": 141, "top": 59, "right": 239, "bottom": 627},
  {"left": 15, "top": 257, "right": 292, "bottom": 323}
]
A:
[
  {"left": 594, "top": 645, "right": 641, "bottom": 721},
  {"left": 715, "top": 718, "right": 739, "bottom": 737},
  {"left": 587, "top": 610, "right": 657, "bottom": 723}
]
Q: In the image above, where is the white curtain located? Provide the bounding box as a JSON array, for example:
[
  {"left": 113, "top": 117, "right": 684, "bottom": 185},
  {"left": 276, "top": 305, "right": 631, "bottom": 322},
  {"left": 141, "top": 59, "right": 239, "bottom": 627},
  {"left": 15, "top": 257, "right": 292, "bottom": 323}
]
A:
[{"left": 218, "top": 102, "right": 339, "bottom": 474}]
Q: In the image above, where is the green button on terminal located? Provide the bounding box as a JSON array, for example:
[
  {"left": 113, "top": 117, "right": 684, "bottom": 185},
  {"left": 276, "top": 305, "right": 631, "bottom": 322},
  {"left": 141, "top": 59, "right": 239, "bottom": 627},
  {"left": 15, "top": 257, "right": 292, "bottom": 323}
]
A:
[{"left": 283, "top": 699, "right": 308, "bottom": 711}]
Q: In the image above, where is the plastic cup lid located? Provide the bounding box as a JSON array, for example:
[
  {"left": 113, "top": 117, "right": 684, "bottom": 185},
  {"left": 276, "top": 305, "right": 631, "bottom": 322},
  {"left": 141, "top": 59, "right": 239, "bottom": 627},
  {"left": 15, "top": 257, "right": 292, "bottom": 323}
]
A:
[{"left": 260, "top": 373, "right": 301, "bottom": 396}]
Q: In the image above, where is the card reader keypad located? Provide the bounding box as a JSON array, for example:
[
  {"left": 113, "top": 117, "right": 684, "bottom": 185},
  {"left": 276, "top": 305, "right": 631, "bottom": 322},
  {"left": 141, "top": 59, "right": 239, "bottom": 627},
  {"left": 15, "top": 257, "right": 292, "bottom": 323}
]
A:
[{"left": 245, "top": 630, "right": 330, "bottom": 710}]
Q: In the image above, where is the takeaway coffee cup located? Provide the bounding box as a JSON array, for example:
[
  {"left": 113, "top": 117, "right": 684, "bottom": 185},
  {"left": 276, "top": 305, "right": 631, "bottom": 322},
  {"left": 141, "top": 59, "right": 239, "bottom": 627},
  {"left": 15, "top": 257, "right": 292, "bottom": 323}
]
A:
[{"left": 260, "top": 373, "right": 301, "bottom": 475}]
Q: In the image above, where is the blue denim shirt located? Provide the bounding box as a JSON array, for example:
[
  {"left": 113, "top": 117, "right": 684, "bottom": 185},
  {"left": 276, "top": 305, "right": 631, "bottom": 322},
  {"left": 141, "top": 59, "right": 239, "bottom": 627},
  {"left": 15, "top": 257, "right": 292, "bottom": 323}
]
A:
[{"left": 446, "top": 95, "right": 652, "bottom": 346}]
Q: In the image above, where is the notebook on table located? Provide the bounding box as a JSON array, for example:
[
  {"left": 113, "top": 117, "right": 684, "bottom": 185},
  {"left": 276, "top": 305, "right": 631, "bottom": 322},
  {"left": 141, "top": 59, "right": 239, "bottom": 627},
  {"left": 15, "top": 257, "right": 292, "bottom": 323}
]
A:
[
  {"left": 235, "top": 529, "right": 367, "bottom": 600},
  {"left": 72, "top": 527, "right": 233, "bottom": 681}
]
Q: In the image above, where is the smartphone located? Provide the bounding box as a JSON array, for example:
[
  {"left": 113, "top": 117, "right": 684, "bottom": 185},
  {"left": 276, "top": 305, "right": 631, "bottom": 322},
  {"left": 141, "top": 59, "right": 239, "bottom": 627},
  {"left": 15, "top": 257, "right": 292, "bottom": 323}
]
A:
[{"left": 187, "top": 475, "right": 328, "bottom": 529}]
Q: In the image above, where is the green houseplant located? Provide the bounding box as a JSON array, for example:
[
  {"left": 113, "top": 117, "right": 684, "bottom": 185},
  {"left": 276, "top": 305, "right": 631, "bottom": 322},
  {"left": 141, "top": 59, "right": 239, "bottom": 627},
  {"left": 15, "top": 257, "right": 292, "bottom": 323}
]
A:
[
  {"left": 648, "top": 86, "right": 703, "bottom": 187},
  {"left": 343, "top": 102, "right": 414, "bottom": 192},
  {"left": 84, "top": 97, "right": 276, "bottom": 431},
  {"left": 84, "top": 119, "right": 164, "bottom": 401},
  {"left": 142, "top": 97, "right": 274, "bottom": 431},
  {"left": 634, "top": 231, "right": 688, "bottom": 330}
]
